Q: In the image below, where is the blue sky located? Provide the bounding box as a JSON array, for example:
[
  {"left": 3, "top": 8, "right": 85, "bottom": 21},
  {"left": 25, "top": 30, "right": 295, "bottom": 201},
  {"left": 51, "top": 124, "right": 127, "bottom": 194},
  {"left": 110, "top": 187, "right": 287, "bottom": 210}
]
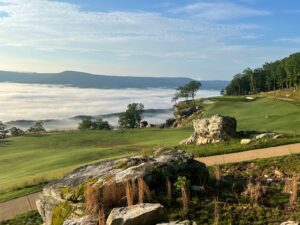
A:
[{"left": 0, "top": 0, "right": 299, "bottom": 80}]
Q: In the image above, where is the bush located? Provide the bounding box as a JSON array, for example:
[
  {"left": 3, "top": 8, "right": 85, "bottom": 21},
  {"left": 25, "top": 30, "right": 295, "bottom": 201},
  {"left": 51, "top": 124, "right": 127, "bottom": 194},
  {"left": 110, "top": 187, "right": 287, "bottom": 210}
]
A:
[
  {"left": 9, "top": 127, "right": 25, "bottom": 137},
  {"left": 27, "top": 121, "right": 46, "bottom": 133},
  {"left": 0, "top": 121, "right": 8, "bottom": 139},
  {"left": 78, "top": 118, "right": 112, "bottom": 130}
]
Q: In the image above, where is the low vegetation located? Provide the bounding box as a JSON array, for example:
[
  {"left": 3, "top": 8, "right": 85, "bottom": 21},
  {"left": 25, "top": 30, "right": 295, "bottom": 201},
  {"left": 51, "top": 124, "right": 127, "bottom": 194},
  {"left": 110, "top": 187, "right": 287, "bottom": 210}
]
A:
[
  {"left": 78, "top": 118, "right": 112, "bottom": 130},
  {"left": 0, "top": 211, "right": 42, "bottom": 225}
]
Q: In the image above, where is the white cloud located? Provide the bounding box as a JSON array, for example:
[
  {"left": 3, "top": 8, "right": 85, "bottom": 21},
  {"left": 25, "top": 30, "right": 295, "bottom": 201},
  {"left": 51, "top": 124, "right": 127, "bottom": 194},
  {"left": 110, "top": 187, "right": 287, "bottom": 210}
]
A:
[
  {"left": 277, "top": 38, "right": 300, "bottom": 44},
  {"left": 170, "top": 2, "right": 270, "bottom": 20},
  {"left": 0, "top": 83, "right": 219, "bottom": 129},
  {"left": 0, "top": 0, "right": 260, "bottom": 55}
]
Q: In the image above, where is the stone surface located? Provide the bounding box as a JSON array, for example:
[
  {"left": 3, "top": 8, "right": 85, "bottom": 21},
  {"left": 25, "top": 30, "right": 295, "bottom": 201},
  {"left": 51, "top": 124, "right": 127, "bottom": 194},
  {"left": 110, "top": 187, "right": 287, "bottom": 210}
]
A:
[
  {"left": 37, "top": 150, "right": 208, "bottom": 225},
  {"left": 172, "top": 101, "right": 204, "bottom": 128},
  {"left": 157, "top": 221, "right": 197, "bottom": 225},
  {"left": 241, "top": 139, "right": 252, "bottom": 145},
  {"left": 181, "top": 114, "right": 237, "bottom": 145},
  {"left": 63, "top": 215, "right": 97, "bottom": 225},
  {"left": 106, "top": 203, "right": 165, "bottom": 225},
  {"left": 281, "top": 221, "right": 299, "bottom": 225}
]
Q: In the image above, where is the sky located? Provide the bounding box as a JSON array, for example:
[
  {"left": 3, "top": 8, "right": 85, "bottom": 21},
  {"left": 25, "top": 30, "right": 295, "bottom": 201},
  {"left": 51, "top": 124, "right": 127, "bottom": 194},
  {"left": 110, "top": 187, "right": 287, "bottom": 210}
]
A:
[{"left": 0, "top": 0, "right": 299, "bottom": 80}]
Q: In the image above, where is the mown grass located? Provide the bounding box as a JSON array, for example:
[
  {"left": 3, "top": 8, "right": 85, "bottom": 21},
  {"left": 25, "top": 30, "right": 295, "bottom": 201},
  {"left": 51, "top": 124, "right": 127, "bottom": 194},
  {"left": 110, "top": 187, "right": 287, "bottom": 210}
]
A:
[
  {"left": 203, "top": 95, "right": 300, "bottom": 134},
  {"left": 0, "top": 128, "right": 192, "bottom": 196},
  {"left": 0, "top": 182, "right": 47, "bottom": 203}
]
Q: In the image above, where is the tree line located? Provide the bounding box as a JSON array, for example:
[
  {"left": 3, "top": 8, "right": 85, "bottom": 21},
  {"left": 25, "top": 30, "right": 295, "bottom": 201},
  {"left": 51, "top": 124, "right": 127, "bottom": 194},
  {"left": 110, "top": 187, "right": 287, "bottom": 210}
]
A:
[{"left": 225, "top": 52, "right": 300, "bottom": 95}]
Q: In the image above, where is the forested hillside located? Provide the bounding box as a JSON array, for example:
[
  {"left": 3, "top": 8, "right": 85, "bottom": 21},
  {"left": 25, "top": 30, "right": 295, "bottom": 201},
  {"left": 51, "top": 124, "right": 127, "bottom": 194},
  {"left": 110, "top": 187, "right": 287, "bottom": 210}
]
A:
[{"left": 225, "top": 53, "right": 300, "bottom": 95}]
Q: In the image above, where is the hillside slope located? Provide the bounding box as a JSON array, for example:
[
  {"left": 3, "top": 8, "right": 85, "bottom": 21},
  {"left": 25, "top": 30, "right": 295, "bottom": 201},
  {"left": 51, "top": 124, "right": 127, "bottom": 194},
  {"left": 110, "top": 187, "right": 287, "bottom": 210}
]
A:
[{"left": 0, "top": 70, "right": 229, "bottom": 89}]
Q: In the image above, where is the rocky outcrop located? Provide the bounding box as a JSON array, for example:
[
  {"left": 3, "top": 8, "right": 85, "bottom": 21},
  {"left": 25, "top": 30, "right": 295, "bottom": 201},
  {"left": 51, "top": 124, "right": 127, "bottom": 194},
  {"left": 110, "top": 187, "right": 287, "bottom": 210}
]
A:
[
  {"left": 36, "top": 150, "right": 208, "bottom": 225},
  {"left": 158, "top": 221, "right": 197, "bottom": 225},
  {"left": 173, "top": 101, "right": 204, "bottom": 128},
  {"left": 181, "top": 114, "right": 237, "bottom": 145},
  {"left": 281, "top": 222, "right": 299, "bottom": 225},
  {"left": 106, "top": 203, "right": 165, "bottom": 225}
]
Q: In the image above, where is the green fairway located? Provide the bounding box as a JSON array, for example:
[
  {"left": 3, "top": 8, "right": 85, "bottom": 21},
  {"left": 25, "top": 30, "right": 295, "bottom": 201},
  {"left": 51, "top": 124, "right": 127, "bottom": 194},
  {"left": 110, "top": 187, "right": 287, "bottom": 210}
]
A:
[
  {"left": 0, "top": 128, "right": 192, "bottom": 194},
  {"left": 203, "top": 95, "right": 300, "bottom": 134}
]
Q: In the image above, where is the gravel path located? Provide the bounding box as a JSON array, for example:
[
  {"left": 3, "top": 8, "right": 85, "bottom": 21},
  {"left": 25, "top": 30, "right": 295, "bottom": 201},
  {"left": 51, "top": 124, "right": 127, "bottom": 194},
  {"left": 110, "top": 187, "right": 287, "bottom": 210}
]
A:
[
  {"left": 196, "top": 143, "right": 300, "bottom": 166},
  {"left": 0, "top": 192, "right": 40, "bottom": 221}
]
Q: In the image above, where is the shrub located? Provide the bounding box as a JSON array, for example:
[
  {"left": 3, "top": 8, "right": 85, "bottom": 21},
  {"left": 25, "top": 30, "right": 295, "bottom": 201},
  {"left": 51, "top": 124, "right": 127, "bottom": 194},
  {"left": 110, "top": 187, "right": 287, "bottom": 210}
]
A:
[
  {"left": 78, "top": 118, "right": 112, "bottom": 130},
  {"left": 27, "top": 121, "right": 46, "bottom": 133},
  {"left": 9, "top": 127, "right": 25, "bottom": 137}
]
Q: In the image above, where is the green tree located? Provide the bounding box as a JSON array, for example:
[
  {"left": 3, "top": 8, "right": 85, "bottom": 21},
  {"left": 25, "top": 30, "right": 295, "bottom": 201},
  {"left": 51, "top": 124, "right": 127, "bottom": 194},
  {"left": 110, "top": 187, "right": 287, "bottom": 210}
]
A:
[
  {"left": 28, "top": 121, "right": 46, "bottom": 133},
  {"left": 186, "top": 80, "right": 201, "bottom": 100},
  {"left": 225, "top": 52, "right": 300, "bottom": 95},
  {"left": 0, "top": 121, "right": 8, "bottom": 139},
  {"left": 78, "top": 118, "right": 112, "bottom": 130},
  {"left": 118, "top": 103, "right": 144, "bottom": 128},
  {"left": 92, "top": 119, "right": 112, "bottom": 130},
  {"left": 78, "top": 118, "right": 94, "bottom": 130},
  {"left": 9, "top": 127, "right": 25, "bottom": 137},
  {"left": 175, "top": 80, "right": 202, "bottom": 101}
]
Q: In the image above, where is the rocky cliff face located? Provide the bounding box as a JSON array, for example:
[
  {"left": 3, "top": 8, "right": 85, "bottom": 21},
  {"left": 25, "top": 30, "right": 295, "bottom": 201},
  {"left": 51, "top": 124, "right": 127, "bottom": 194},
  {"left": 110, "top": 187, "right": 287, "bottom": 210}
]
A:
[
  {"left": 172, "top": 100, "right": 204, "bottom": 128},
  {"left": 181, "top": 114, "right": 237, "bottom": 145},
  {"left": 36, "top": 150, "right": 208, "bottom": 225}
]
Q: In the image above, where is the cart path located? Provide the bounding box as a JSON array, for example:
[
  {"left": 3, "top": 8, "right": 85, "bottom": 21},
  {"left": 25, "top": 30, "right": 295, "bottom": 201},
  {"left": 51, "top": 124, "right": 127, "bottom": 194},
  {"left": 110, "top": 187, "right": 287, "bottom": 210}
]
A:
[
  {"left": 0, "top": 192, "right": 40, "bottom": 221},
  {"left": 196, "top": 143, "right": 300, "bottom": 166},
  {"left": 1, "top": 143, "right": 300, "bottom": 221}
]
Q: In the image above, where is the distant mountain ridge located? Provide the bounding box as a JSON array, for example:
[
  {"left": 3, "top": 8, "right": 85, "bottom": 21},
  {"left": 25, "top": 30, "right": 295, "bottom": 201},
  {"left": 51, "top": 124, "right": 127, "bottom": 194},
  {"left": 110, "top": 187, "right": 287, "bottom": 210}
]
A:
[{"left": 0, "top": 70, "right": 229, "bottom": 89}]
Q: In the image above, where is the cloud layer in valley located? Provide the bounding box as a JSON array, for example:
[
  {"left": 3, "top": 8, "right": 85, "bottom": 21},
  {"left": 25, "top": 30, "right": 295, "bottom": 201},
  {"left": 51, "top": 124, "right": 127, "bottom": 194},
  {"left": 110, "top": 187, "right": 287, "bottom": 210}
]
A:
[{"left": 0, "top": 83, "right": 219, "bottom": 129}]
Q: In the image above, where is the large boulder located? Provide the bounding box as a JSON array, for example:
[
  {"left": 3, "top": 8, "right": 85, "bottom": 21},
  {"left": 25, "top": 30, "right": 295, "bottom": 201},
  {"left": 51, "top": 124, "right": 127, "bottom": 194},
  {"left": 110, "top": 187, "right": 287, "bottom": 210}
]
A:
[
  {"left": 158, "top": 221, "right": 197, "bottom": 225},
  {"left": 106, "top": 203, "right": 165, "bottom": 225},
  {"left": 281, "top": 222, "right": 298, "bottom": 225},
  {"left": 37, "top": 150, "right": 208, "bottom": 225},
  {"left": 181, "top": 114, "right": 237, "bottom": 145}
]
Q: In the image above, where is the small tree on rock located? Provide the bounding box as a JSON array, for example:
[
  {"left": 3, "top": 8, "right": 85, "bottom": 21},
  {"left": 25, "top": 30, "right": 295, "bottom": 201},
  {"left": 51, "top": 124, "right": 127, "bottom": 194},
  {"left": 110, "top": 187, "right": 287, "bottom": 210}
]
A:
[{"left": 173, "top": 80, "right": 201, "bottom": 102}]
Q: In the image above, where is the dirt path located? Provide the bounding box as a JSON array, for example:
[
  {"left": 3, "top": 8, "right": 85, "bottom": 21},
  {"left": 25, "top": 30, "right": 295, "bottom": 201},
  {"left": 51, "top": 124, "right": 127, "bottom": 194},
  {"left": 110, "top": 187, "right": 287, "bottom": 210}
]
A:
[
  {"left": 1, "top": 143, "right": 300, "bottom": 221},
  {"left": 196, "top": 143, "right": 300, "bottom": 166},
  {"left": 0, "top": 192, "right": 40, "bottom": 221}
]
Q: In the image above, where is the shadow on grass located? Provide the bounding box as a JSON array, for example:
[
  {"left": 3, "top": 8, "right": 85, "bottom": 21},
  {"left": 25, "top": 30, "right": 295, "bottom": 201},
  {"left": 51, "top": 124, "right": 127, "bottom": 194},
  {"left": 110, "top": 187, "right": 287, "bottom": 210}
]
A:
[
  {"left": 0, "top": 139, "right": 11, "bottom": 147},
  {"left": 24, "top": 133, "right": 50, "bottom": 138}
]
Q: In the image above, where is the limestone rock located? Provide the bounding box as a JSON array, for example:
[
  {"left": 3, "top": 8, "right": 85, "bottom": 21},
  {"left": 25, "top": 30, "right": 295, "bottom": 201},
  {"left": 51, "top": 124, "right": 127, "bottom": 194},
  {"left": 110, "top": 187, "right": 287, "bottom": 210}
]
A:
[
  {"left": 37, "top": 150, "right": 208, "bottom": 225},
  {"left": 181, "top": 114, "right": 237, "bottom": 145},
  {"left": 281, "top": 221, "right": 298, "bottom": 225},
  {"left": 63, "top": 215, "right": 97, "bottom": 225},
  {"left": 106, "top": 203, "right": 166, "bottom": 225},
  {"left": 157, "top": 221, "right": 197, "bottom": 225},
  {"left": 241, "top": 139, "right": 252, "bottom": 145}
]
